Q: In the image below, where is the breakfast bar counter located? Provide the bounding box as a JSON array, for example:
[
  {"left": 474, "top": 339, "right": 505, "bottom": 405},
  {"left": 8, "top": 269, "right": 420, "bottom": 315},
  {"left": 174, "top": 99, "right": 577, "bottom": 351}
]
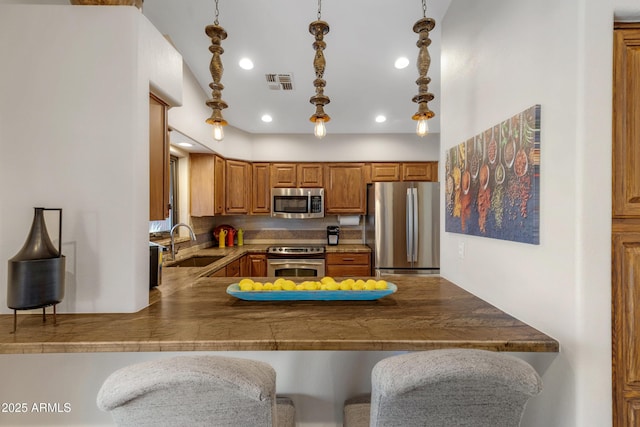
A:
[{"left": 0, "top": 272, "right": 558, "bottom": 354}]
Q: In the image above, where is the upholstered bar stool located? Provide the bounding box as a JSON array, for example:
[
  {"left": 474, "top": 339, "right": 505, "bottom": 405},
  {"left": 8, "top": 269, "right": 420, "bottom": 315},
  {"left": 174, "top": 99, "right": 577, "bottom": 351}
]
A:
[
  {"left": 344, "top": 349, "right": 542, "bottom": 427},
  {"left": 97, "top": 355, "right": 295, "bottom": 427}
]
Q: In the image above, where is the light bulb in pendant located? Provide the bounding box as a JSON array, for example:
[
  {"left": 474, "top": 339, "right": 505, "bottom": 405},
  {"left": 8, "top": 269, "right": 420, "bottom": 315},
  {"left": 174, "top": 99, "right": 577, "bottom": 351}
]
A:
[
  {"left": 416, "top": 118, "right": 429, "bottom": 137},
  {"left": 212, "top": 123, "right": 224, "bottom": 141},
  {"left": 314, "top": 118, "right": 326, "bottom": 139}
]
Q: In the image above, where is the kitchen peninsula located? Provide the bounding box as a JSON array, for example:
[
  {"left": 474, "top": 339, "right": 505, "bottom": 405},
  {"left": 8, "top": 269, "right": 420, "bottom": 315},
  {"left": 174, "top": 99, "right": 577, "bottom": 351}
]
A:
[{"left": 0, "top": 245, "right": 558, "bottom": 354}]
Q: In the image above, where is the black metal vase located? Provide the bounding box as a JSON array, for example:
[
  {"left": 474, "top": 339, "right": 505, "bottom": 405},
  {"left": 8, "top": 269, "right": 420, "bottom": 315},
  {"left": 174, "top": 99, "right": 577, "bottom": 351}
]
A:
[{"left": 7, "top": 207, "right": 65, "bottom": 332}]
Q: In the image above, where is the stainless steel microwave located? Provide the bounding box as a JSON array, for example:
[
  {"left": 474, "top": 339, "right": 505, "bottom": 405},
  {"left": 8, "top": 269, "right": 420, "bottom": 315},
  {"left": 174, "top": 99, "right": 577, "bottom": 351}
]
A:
[{"left": 271, "top": 188, "right": 324, "bottom": 219}]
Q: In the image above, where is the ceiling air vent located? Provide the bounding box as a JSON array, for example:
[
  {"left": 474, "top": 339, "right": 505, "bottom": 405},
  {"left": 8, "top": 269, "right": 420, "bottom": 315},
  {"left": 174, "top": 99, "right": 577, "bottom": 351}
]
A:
[{"left": 265, "top": 73, "right": 294, "bottom": 91}]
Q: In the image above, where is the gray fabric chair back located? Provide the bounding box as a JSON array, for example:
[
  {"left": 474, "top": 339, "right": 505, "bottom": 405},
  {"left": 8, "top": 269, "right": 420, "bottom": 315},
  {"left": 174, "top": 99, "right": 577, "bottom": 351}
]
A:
[
  {"left": 97, "top": 355, "right": 279, "bottom": 427},
  {"left": 369, "top": 349, "right": 542, "bottom": 427}
]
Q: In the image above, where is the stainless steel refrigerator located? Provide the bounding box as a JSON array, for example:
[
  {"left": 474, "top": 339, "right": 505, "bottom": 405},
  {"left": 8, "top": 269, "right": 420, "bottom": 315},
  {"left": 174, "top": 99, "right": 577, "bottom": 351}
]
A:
[{"left": 365, "top": 182, "right": 440, "bottom": 275}]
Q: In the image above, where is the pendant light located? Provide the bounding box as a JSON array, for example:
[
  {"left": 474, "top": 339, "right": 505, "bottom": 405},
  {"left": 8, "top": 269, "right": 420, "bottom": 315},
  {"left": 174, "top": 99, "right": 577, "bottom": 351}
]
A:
[
  {"left": 412, "top": 0, "right": 436, "bottom": 137},
  {"left": 309, "top": 0, "right": 330, "bottom": 139},
  {"left": 205, "top": 0, "right": 228, "bottom": 142}
]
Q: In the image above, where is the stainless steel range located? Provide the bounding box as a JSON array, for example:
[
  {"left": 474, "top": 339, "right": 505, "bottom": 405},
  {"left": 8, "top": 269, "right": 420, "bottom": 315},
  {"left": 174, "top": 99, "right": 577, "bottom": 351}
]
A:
[{"left": 266, "top": 245, "right": 325, "bottom": 277}]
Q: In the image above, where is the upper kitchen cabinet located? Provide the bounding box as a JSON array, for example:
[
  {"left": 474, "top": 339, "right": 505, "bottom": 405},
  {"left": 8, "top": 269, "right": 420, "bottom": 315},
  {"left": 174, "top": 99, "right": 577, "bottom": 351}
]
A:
[
  {"left": 370, "top": 163, "right": 401, "bottom": 181},
  {"left": 226, "top": 159, "right": 251, "bottom": 214},
  {"left": 297, "top": 163, "right": 324, "bottom": 187},
  {"left": 370, "top": 162, "right": 438, "bottom": 182},
  {"left": 402, "top": 162, "right": 438, "bottom": 181},
  {"left": 614, "top": 26, "right": 640, "bottom": 218},
  {"left": 149, "top": 94, "right": 170, "bottom": 220},
  {"left": 190, "top": 153, "right": 225, "bottom": 216},
  {"left": 324, "top": 163, "right": 366, "bottom": 214},
  {"left": 270, "top": 163, "right": 323, "bottom": 187},
  {"left": 252, "top": 163, "right": 270, "bottom": 214},
  {"left": 270, "top": 163, "right": 297, "bottom": 187}
]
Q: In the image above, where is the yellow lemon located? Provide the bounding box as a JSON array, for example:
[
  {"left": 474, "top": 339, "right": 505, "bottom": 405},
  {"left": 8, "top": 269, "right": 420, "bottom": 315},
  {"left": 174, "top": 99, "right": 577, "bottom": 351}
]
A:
[
  {"left": 339, "top": 282, "right": 352, "bottom": 291},
  {"left": 252, "top": 282, "right": 264, "bottom": 291},
  {"left": 342, "top": 278, "right": 355, "bottom": 286},
  {"left": 352, "top": 281, "right": 365, "bottom": 291},
  {"left": 239, "top": 278, "right": 254, "bottom": 287},
  {"left": 295, "top": 284, "right": 305, "bottom": 291},
  {"left": 375, "top": 280, "right": 388, "bottom": 290},
  {"left": 327, "top": 282, "right": 340, "bottom": 291},
  {"left": 364, "top": 279, "right": 377, "bottom": 290},
  {"left": 282, "top": 280, "right": 296, "bottom": 291},
  {"left": 304, "top": 281, "right": 318, "bottom": 291},
  {"left": 320, "top": 283, "right": 327, "bottom": 290},
  {"left": 239, "top": 282, "right": 254, "bottom": 291},
  {"left": 272, "top": 283, "right": 282, "bottom": 291},
  {"left": 263, "top": 282, "right": 274, "bottom": 290},
  {"left": 320, "top": 276, "right": 335, "bottom": 284},
  {"left": 274, "top": 278, "right": 286, "bottom": 286}
]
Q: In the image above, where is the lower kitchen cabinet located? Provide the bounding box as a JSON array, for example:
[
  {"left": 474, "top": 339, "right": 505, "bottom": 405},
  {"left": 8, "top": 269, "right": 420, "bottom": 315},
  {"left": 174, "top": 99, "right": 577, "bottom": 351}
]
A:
[
  {"left": 209, "top": 254, "right": 267, "bottom": 278},
  {"left": 247, "top": 254, "right": 267, "bottom": 277},
  {"left": 325, "top": 252, "right": 371, "bottom": 277},
  {"left": 225, "top": 258, "right": 240, "bottom": 277}
]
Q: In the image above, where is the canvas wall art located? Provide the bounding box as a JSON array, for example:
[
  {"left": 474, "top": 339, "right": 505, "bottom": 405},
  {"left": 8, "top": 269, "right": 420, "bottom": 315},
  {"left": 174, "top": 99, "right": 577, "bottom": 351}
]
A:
[{"left": 444, "top": 105, "right": 541, "bottom": 244}]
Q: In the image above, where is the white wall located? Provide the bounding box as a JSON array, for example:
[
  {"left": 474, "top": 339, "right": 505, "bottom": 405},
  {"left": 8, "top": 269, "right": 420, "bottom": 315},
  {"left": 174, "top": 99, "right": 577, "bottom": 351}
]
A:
[
  {"left": 168, "top": 59, "right": 441, "bottom": 163},
  {"left": 250, "top": 132, "right": 440, "bottom": 162},
  {"left": 440, "top": 1, "right": 614, "bottom": 426},
  {"left": 0, "top": 5, "right": 182, "bottom": 313}
]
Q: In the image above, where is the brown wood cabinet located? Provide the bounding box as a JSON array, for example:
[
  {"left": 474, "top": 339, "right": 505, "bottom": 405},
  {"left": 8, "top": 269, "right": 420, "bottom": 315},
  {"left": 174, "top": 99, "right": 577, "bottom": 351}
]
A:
[
  {"left": 369, "top": 162, "right": 438, "bottom": 182},
  {"left": 270, "top": 163, "right": 297, "bottom": 187},
  {"left": 225, "top": 258, "right": 240, "bottom": 277},
  {"left": 247, "top": 254, "right": 267, "bottom": 277},
  {"left": 297, "top": 163, "right": 323, "bottom": 187},
  {"left": 324, "top": 163, "right": 366, "bottom": 214},
  {"left": 326, "top": 252, "right": 371, "bottom": 277},
  {"left": 149, "top": 94, "right": 170, "bottom": 220},
  {"left": 402, "top": 162, "right": 438, "bottom": 181},
  {"left": 370, "top": 163, "right": 401, "bottom": 181},
  {"left": 251, "top": 163, "right": 270, "bottom": 214},
  {"left": 613, "top": 23, "right": 640, "bottom": 427},
  {"left": 225, "top": 159, "right": 251, "bottom": 214},
  {"left": 190, "top": 154, "right": 225, "bottom": 217},
  {"left": 214, "top": 155, "right": 225, "bottom": 215},
  {"left": 270, "top": 163, "right": 323, "bottom": 188}
]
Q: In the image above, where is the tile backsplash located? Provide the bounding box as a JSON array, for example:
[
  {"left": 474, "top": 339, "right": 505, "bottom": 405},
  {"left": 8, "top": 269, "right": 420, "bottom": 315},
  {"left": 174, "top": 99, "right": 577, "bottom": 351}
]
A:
[{"left": 196, "top": 215, "right": 363, "bottom": 246}]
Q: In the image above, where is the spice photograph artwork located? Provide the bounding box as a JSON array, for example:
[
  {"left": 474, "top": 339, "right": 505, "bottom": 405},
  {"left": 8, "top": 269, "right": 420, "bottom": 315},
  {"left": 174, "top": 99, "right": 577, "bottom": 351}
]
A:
[{"left": 444, "top": 105, "right": 541, "bottom": 244}]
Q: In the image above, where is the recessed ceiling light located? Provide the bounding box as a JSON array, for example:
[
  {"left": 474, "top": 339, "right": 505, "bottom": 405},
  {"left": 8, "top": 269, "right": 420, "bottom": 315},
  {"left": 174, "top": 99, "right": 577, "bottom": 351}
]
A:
[
  {"left": 261, "top": 114, "right": 273, "bottom": 123},
  {"left": 375, "top": 115, "right": 387, "bottom": 123},
  {"left": 239, "top": 58, "right": 254, "bottom": 70},
  {"left": 178, "top": 142, "right": 193, "bottom": 147},
  {"left": 394, "top": 57, "right": 410, "bottom": 69}
]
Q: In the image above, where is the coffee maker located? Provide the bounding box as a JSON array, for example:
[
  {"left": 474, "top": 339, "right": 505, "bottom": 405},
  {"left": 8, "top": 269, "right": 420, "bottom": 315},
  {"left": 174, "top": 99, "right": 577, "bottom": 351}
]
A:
[{"left": 327, "top": 226, "right": 339, "bottom": 246}]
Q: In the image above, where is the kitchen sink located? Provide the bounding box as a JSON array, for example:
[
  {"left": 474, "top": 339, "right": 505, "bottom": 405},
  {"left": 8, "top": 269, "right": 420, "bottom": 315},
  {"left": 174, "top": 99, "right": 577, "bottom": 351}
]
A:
[{"left": 166, "top": 255, "right": 225, "bottom": 268}]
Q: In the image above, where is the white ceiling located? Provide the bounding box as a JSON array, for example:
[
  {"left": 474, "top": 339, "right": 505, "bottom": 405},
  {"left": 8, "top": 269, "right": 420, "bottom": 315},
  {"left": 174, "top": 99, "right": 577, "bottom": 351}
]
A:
[
  {"left": 143, "top": 0, "right": 451, "bottom": 135},
  {"left": 2, "top": 0, "right": 451, "bottom": 135}
]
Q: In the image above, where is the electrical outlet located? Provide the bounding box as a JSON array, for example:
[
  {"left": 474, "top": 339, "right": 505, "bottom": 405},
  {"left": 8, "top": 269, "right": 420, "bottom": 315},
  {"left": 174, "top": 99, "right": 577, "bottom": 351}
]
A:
[{"left": 458, "top": 241, "right": 465, "bottom": 259}]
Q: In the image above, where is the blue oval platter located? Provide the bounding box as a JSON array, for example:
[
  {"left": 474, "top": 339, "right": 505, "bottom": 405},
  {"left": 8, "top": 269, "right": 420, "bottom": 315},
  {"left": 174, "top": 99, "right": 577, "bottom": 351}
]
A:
[{"left": 226, "top": 283, "right": 397, "bottom": 301}]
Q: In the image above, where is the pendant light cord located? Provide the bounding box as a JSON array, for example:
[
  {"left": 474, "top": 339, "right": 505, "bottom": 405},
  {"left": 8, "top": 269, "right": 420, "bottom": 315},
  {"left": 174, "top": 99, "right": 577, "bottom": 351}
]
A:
[
  {"left": 317, "top": 0, "right": 322, "bottom": 20},
  {"left": 214, "top": 0, "right": 220, "bottom": 25},
  {"left": 422, "top": 0, "right": 427, "bottom": 18}
]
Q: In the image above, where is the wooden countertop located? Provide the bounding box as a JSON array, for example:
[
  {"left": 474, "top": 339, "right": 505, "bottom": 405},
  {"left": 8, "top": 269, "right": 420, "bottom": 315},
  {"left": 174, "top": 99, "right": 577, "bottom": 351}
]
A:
[{"left": 0, "top": 268, "right": 558, "bottom": 354}]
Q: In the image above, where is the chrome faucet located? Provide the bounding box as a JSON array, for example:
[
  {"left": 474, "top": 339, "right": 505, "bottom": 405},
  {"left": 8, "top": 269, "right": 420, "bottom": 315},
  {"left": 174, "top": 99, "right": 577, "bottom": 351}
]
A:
[{"left": 170, "top": 223, "right": 196, "bottom": 260}]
